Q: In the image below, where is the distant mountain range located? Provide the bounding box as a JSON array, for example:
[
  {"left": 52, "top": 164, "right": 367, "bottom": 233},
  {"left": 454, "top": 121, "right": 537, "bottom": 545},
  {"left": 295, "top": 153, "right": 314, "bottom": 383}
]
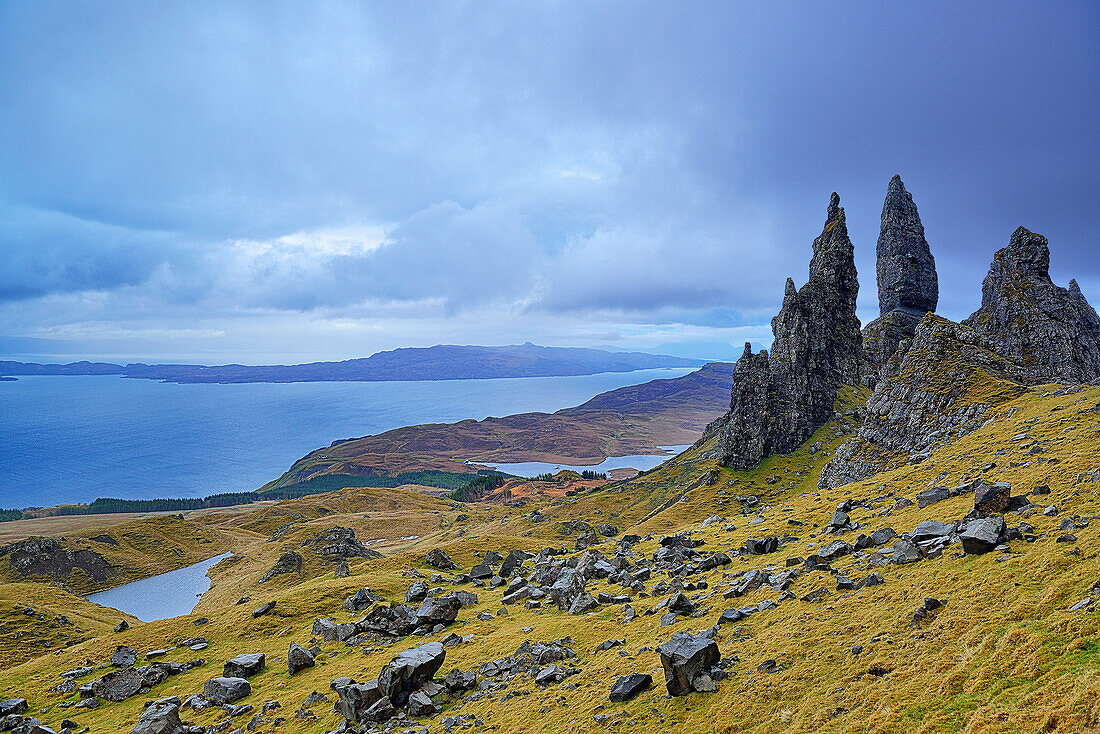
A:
[{"left": 0, "top": 343, "right": 703, "bottom": 384}]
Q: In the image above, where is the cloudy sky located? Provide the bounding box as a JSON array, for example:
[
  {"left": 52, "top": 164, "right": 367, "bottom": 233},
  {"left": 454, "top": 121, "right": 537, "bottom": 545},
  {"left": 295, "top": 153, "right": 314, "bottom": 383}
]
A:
[{"left": 0, "top": 2, "right": 1097, "bottom": 363}]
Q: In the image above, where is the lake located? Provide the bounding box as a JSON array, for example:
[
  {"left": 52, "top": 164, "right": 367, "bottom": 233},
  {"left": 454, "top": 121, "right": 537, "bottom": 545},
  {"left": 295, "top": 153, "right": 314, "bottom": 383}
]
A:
[
  {"left": 0, "top": 368, "right": 693, "bottom": 507},
  {"left": 482, "top": 445, "right": 692, "bottom": 478},
  {"left": 86, "top": 552, "right": 232, "bottom": 622}
]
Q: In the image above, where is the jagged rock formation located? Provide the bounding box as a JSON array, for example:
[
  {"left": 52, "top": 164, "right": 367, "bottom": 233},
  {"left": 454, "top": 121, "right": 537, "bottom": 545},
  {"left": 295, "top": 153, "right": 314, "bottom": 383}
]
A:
[
  {"left": 704, "top": 193, "right": 862, "bottom": 470},
  {"left": 862, "top": 175, "right": 939, "bottom": 379},
  {"left": 819, "top": 315, "right": 1029, "bottom": 488},
  {"left": 963, "top": 227, "right": 1100, "bottom": 384}
]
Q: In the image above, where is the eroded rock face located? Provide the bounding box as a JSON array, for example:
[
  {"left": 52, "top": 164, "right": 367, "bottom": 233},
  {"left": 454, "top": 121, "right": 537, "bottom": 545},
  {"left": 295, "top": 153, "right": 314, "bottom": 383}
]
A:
[
  {"left": 705, "top": 193, "right": 862, "bottom": 470},
  {"left": 820, "top": 315, "right": 1028, "bottom": 488},
  {"left": 963, "top": 226, "right": 1100, "bottom": 385}
]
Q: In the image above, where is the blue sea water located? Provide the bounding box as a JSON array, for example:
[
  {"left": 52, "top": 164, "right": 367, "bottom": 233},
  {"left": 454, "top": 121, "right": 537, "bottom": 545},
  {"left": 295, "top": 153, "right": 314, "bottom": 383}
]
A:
[
  {"left": 86, "top": 552, "right": 232, "bottom": 621},
  {"left": 0, "top": 368, "right": 693, "bottom": 508}
]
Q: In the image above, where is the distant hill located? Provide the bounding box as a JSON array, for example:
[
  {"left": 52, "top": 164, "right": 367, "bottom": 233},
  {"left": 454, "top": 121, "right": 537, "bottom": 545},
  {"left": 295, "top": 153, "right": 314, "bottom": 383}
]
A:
[
  {"left": 262, "top": 362, "right": 736, "bottom": 493},
  {"left": 0, "top": 343, "right": 702, "bottom": 384}
]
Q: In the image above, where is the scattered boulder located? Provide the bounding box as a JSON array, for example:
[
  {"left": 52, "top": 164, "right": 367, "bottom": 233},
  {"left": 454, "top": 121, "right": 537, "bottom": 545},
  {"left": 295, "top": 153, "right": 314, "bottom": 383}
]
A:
[
  {"left": 343, "top": 587, "right": 382, "bottom": 611},
  {"left": 111, "top": 646, "right": 138, "bottom": 668},
  {"left": 425, "top": 549, "right": 457, "bottom": 570},
  {"left": 251, "top": 602, "right": 276, "bottom": 618},
  {"left": 130, "top": 697, "right": 186, "bottom": 734},
  {"left": 377, "top": 641, "right": 446, "bottom": 705},
  {"left": 89, "top": 667, "right": 144, "bottom": 702},
  {"left": 406, "top": 690, "right": 438, "bottom": 717},
  {"left": 415, "top": 594, "right": 460, "bottom": 626},
  {"left": 0, "top": 699, "right": 27, "bottom": 716},
  {"left": 974, "top": 483, "right": 1011, "bottom": 515},
  {"left": 203, "top": 677, "right": 251, "bottom": 705},
  {"left": 657, "top": 632, "right": 720, "bottom": 696},
  {"left": 223, "top": 654, "right": 265, "bottom": 679},
  {"left": 302, "top": 527, "right": 381, "bottom": 561},
  {"left": 333, "top": 680, "right": 384, "bottom": 724},
  {"left": 288, "top": 644, "right": 315, "bottom": 676},
  {"left": 742, "top": 537, "right": 779, "bottom": 555},
  {"left": 961, "top": 516, "right": 1006, "bottom": 555},
  {"left": 609, "top": 673, "right": 652, "bottom": 703}
]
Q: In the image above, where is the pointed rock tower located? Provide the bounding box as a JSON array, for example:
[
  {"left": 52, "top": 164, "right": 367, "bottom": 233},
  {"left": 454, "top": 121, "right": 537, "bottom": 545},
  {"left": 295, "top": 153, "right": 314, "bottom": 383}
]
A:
[
  {"left": 963, "top": 226, "right": 1100, "bottom": 384},
  {"left": 862, "top": 175, "right": 939, "bottom": 378},
  {"left": 705, "top": 193, "right": 862, "bottom": 470}
]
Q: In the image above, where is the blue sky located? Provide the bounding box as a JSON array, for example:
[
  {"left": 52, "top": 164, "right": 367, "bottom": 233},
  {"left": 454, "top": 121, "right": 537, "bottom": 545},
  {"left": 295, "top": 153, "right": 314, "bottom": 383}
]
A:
[{"left": 0, "top": 2, "right": 1097, "bottom": 363}]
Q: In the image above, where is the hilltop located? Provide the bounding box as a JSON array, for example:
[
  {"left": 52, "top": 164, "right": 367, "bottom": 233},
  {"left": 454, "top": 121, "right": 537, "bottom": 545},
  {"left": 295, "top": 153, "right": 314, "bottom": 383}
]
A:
[{"left": 0, "top": 177, "right": 1097, "bottom": 734}]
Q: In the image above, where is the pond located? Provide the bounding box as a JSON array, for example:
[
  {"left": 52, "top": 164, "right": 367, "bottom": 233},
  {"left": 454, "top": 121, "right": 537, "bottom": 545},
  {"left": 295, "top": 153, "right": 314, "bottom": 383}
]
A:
[
  {"left": 482, "top": 445, "right": 691, "bottom": 478},
  {"left": 86, "top": 552, "right": 232, "bottom": 622}
]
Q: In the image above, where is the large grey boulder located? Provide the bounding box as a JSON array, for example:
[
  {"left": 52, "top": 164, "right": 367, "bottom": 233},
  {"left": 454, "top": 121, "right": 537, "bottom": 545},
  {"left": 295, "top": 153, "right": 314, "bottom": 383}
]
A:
[
  {"left": 111, "top": 646, "right": 138, "bottom": 668},
  {"left": 89, "top": 667, "right": 144, "bottom": 702},
  {"left": 377, "top": 641, "right": 446, "bottom": 705},
  {"left": 656, "top": 632, "right": 720, "bottom": 696},
  {"left": 961, "top": 516, "right": 1006, "bottom": 555},
  {"left": 343, "top": 587, "right": 382, "bottom": 611},
  {"left": 609, "top": 673, "right": 652, "bottom": 702},
  {"left": 333, "top": 680, "right": 384, "bottom": 723},
  {"left": 425, "top": 549, "right": 457, "bottom": 570},
  {"left": 288, "top": 643, "right": 315, "bottom": 675},
  {"left": 202, "top": 677, "right": 251, "bottom": 705},
  {"left": 415, "top": 594, "right": 460, "bottom": 625},
  {"left": 223, "top": 653, "right": 265, "bottom": 679},
  {"left": 130, "top": 697, "right": 187, "bottom": 734}
]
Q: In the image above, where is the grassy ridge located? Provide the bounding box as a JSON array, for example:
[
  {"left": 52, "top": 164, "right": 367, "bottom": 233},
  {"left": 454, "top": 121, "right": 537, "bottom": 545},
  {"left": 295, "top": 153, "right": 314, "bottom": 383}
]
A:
[{"left": 0, "top": 384, "right": 1095, "bottom": 732}]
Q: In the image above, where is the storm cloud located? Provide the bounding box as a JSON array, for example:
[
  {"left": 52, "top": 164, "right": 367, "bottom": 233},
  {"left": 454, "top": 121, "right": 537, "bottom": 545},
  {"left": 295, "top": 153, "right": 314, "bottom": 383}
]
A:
[{"left": 0, "top": 2, "right": 1096, "bottom": 361}]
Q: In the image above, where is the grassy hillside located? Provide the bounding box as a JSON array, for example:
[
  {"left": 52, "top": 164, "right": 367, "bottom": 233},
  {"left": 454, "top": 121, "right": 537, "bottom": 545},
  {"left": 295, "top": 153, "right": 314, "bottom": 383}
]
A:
[{"left": 0, "top": 383, "right": 1095, "bottom": 732}]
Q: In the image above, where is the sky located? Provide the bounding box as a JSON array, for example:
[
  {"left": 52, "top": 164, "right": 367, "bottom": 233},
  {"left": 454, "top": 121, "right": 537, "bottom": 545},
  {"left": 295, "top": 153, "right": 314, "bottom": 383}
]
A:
[{"left": 0, "top": 1, "right": 1097, "bottom": 364}]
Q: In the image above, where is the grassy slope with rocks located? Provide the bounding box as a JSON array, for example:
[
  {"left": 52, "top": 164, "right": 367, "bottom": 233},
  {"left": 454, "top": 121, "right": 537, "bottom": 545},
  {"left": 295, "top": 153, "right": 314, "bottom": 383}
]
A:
[{"left": 0, "top": 377, "right": 1096, "bottom": 732}]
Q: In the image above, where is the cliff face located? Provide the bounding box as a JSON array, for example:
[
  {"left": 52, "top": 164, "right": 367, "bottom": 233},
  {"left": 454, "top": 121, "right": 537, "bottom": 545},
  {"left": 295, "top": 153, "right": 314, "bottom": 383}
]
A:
[
  {"left": 862, "top": 175, "right": 939, "bottom": 380},
  {"left": 821, "top": 226, "right": 1098, "bottom": 489},
  {"left": 963, "top": 226, "right": 1100, "bottom": 385},
  {"left": 819, "top": 315, "right": 1028, "bottom": 488},
  {"left": 706, "top": 193, "right": 862, "bottom": 470}
]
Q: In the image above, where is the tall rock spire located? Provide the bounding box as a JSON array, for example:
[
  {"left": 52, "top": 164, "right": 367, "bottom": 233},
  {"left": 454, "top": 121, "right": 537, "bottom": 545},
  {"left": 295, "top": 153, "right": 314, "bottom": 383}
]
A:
[
  {"left": 877, "top": 175, "right": 938, "bottom": 316},
  {"left": 862, "top": 175, "right": 939, "bottom": 380},
  {"left": 702, "top": 192, "right": 863, "bottom": 471}
]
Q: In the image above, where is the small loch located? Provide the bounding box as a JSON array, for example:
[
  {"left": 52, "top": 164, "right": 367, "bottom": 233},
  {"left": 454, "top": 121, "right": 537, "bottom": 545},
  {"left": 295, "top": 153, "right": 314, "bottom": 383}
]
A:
[
  {"left": 482, "top": 445, "right": 691, "bottom": 478},
  {"left": 86, "top": 552, "right": 232, "bottom": 622}
]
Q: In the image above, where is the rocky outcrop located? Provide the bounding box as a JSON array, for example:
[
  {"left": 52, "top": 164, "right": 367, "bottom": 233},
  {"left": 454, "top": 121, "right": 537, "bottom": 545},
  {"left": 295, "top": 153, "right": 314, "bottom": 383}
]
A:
[
  {"left": 862, "top": 176, "right": 939, "bottom": 379},
  {"left": 820, "top": 315, "right": 1029, "bottom": 488},
  {"left": 704, "top": 193, "right": 862, "bottom": 469},
  {"left": 301, "top": 527, "right": 382, "bottom": 561},
  {"left": 963, "top": 226, "right": 1100, "bottom": 384},
  {"left": 0, "top": 537, "right": 115, "bottom": 583}
]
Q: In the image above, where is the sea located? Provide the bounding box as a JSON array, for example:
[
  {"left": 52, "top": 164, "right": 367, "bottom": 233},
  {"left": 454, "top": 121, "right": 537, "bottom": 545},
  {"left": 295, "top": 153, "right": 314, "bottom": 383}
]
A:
[{"left": 0, "top": 368, "right": 693, "bottom": 508}]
